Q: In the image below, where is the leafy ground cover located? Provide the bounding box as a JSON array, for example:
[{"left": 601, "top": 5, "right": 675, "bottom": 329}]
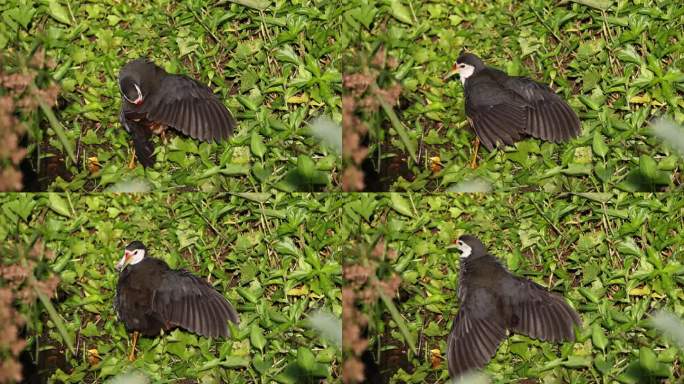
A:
[
  {"left": 1, "top": 0, "right": 344, "bottom": 191},
  {"left": 0, "top": 192, "right": 343, "bottom": 383},
  {"left": 343, "top": 0, "right": 684, "bottom": 191},
  {"left": 342, "top": 192, "right": 684, "bottom": 382}
]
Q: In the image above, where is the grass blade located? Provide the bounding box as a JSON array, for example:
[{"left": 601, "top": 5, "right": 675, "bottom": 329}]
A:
[
  {"left": 31, "top": 277, "right": 75, "bottom": 356},
  {"left": 377, "top": 288, "right": 416, "bottom": 354},
  {"left": 377, "top": 96, "right": 417, "bottom": 164},
  {"left": 38, "top": 101, "right": 76, "bottom": 164}
]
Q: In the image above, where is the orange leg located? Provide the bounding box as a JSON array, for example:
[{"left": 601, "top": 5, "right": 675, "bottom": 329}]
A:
[
  {"left": 470, "top": 137, "right": 480, "bottom": 169},
  {"left": 128, "top": 331, "right": 139, "bottom": 361},
  {"left": 128, "top": 148, "right": 137, "bottom": 169}
]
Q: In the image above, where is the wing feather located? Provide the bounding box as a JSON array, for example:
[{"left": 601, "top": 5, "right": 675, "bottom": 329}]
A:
[
  {"left": 501, "top": 76, "right": 580, "bottom": 142},
  {"left": 142, "top": 75, "right": 235, "bottom": 142},
  {"left": 506, "top": 278, "right": 581, "bottom": 342},
  {"left": 151, "top": 270, "right": 239, "bottom": 338},
  {"left": 447, "top": 288, "right": 507, "bottom": 378}
]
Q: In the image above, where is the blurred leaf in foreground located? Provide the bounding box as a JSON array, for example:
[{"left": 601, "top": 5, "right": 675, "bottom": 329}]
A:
[
  {"left": 449, "top": 371, "right": 490, "bottom": 384},
  {"left": 651, "top": 118, "right": 684, "bottom": 156},
  {"left": 107, "top": 371, "right": 150, "bottom": 384},
  {"left": 446, "top": 178, "right": 492, "bottom": 193},
  {"left": 309, "top": 116, "right": 341, "bottom": 154},
  {"left": 104, "top": 178, "right": 152, "bottom": 192},
  {"left": 651, "top": 311, "right": 684, "bottom": 350},
  {"left": 307, "top": 310, "right": 341, "bottom": 348}
]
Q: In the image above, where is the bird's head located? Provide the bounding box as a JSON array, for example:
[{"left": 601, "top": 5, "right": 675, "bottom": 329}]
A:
[
  {"left": 447, "top": 234, "right": 486, "bottom": 260},
  {"left": 116, "top": 241, "right": 147, "bottom": 271},
  {"left": 119, "top": 58, "right": 161, "bottom": 106},
  {"left": 444, "top": 51, "right": 485, "bottom": 84}
]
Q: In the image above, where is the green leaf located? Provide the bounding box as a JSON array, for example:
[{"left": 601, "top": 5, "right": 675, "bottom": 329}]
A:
[
  {"left": 250, "top": 325, "right": 267, "bottom": 351},
  {"left": 569, "top": 0, "right": 613, "bottom": 10},
  {"left": 591, "top": 322, "right": 609, "bottom": 351},
  {"left": 617, "top": 45, "right": 642, "bottom": 64},
  {"left": 296, "top": 155, "right": 317, "bottom": 180},
  {"left": 48, "top": 193, "right": 71, "bottom": 217},
  {"left": 275, "top": 45, "right": 300, "bottom": 65},
  {"left": 563, "top": 355, "right": 592, "bottom": 368},
  {"left": 250, "top": 130, "right": 267, "bottom": 159},
  {"left": 226, "top": 0, "right": 270, "bottom": 10},
  {"left": 349, "top": 4, "right": 378, "bottom": 29},
  {"left": 234, "top": 192, "right": 271, "bottom": 203},
  {"left": 592, "top": 131, "right": 609, "bottom": 158},
  {"left": 389, "top": 193, "right": 413, "bottom": 217},
  {"left": 639, "top": 155, "right": 658, "bottom": 180},
  {"left": 236, "top": 95, "right": 258, "bottom": 111},
  {"left": 7, "top": 5, "right": 36, "bottom": 29},
  {"left": 390, "top": 0, "right": 413, "bottom": 25},
  {"left": 220, "top": 356, "right": 251, "bottom": 368},
  {"left": 297, "top": 347, "right": 315, "bottom": 373},
  {"left": 48, "top": 0, "right": 72, "bottom": 25},
  {"left": 639, "top": 347, "right": 657, "bottom": 371},
  {"left": 594, "top": 356, "right": 613, "bottom": 375},
  {"left": 575, "top": 192, "right": 613, "bottom": 203}
]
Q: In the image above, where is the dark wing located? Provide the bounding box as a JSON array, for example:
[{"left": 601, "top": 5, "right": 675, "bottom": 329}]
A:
[
  {"left": 141, "top": 75, "right": 235, "bottom": 142},
  {"left": 114, "top": 277, "right": 123, "bottom": 320},
  {"left": 119, "top": 108, "right": 155, "bottom": 167},
  {"left": 464, "top": 73, "right": 527, "bottom": 151},
  {"left": 502, "top": 75, "right": 581, "bottom": 143},
  {"left": 447, "top": 287, "right": 507, "bottom": 378},
  {"left": 151, "top": 269, "right": 239, "bottom": 338},
  {"left": 502, "top": 276, "right": 581, "bottom": 342}
]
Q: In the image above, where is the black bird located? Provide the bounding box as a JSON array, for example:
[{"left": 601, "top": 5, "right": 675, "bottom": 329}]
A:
[
  {"left": 114, "top": 241, "right": 239, "bottom": 360},
  {"left": 444, "top": 52, "right": 581, "bottom": 168},
  {"left": 118, "top": 58, "right": 235, "bottom": 167},
  {"left": 446, "top": 235, "right": 581, "bottom": 378}
]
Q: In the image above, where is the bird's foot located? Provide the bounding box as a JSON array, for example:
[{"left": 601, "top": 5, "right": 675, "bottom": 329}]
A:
[
  {"left": 128, "top": 331, "right": 139, "bottom": 362},
  {"left": 469, "top": 137, "right": 480, "bottom": 169},
  {"left": 128, "top": 148, "right": 137, "bottom": 169}
]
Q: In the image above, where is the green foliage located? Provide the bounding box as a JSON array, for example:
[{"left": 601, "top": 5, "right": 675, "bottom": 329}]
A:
[
  {"left": 2, "top": 0, "right": 344, "bottom": 191},
  {"left": 342, "top": 192, "right": 684, "bottom": 382},
  {"left": 0, "top": 193, "right": 344, "bottom": 382},
  {"left": 343, "top": 0, "right": 684, "bottom": 191}
]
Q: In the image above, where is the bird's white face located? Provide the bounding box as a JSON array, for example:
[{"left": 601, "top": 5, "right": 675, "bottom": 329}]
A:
[
  {"left": 120, "top": 81, "right": 144, "bottom": 105},
  {"left": 116, "top": 248, "right": 145, "bottom": 271},
  {"left": 454, "top": 239, "right": 472, "bottom": 259},
  {"left": 456, "top": 63, "right": 475, "bottom": 84}
]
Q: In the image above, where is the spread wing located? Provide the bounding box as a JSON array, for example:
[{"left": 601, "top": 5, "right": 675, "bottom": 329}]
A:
[
  {"left": 447, "top": 288, "right": 507, "bottom": 378},
  {"left": 502, "top": 75, "right": 581, "bottom": 143},
  {"left": 502, "top": 276, "right": 581, "bottom": 342},
  {"left": 151, "top": 269, "right": 239, "bottom": 338},
  {"left": 141, "top": 75, "right": 235, "bottom": 142},
  {"left": 464, "top": 75, "right": 526, "bottom": 151},
  {"left": 119, "top": 108, "right": 155, "bottom": 167}
]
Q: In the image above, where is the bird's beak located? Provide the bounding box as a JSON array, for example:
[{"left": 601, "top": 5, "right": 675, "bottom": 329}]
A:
[
  {"left": 116, "top": 250, "right": 132, "bottom": 271},
  {"left": 446, "top": 241, "right": 460, "bottom": 250},
  {"left": 443, "top": 64, "right": 459, "bottom": 81},
  {"left": 132, "top": 84, "right": 144, "bottom": 105}
]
